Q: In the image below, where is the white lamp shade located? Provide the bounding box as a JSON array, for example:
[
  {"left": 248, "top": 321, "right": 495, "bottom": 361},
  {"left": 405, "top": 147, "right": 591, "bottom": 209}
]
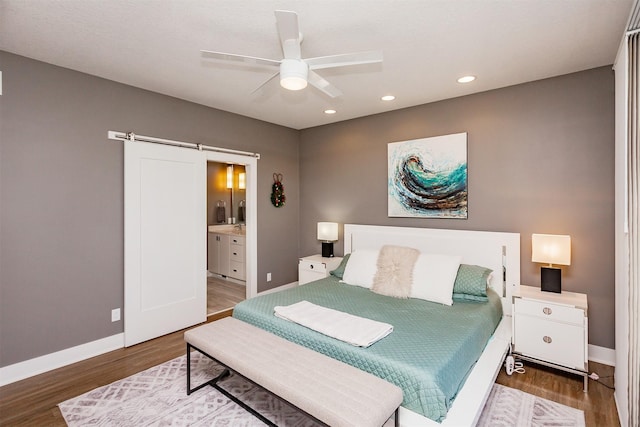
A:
[
  {"left": 532, "top": 234, "right": 571, "bottom": 266},
  {"left": 317, "top": 222, "right": 338, "bottom": 241}
]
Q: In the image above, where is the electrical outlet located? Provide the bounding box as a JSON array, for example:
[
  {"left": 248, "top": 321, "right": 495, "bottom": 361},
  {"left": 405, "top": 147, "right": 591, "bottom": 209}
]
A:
[
  {"left": 267, "top": 272, "right": 272, "bottom": 282},
  {"left": 111, "top": 308, "right": 121, "bottom": 322}
]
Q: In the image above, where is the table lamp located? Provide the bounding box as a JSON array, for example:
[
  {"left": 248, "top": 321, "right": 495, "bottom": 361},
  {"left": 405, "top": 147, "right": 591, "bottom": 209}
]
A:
[
  {"left": 317, "top": 222, "right": 338, "bottom": 258},
  {"left": 531, "top": 233, "right": 571, "bottom": 293}
]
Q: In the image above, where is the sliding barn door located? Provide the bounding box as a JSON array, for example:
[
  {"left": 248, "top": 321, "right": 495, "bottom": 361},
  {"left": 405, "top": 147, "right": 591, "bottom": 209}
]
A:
[{"left": 124, "top": 141, "right": 206, "bottom": 346}]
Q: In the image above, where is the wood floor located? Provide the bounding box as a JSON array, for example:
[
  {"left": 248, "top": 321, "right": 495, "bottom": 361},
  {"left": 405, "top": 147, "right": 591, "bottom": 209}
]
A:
[
  {"left": 0, "top": 311, "right": 230, "bottom": 427},
  {"left": 207, "top": 275, "right": 245, "bottom": 315},
  {"left": 497, "top": 359, "right": 619, "bottom": 427},
  {"left": 1, "top": 311, "right": 619, "bottom": 426}
]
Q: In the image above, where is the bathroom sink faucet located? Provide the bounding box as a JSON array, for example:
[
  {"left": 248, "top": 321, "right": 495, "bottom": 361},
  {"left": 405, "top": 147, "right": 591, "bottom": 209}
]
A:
[{"left": 234, "top": 223, "right": 243, "bottom": 231}]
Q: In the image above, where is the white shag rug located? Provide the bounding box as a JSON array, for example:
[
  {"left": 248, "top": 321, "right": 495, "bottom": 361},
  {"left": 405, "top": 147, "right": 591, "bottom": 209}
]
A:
[{"left": 59, "top": 353, "right": 585, "bottom": 426}]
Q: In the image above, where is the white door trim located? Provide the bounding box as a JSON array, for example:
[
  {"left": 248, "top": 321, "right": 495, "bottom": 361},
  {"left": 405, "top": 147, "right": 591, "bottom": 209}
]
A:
[{"left": 205, "top": 150, "right": 258, "bottom": 299}]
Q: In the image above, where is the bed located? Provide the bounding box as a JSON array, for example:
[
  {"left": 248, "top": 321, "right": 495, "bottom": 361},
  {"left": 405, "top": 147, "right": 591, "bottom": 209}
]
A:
[{"left": 234, "top": 224, "right": 520, "bottom": 426}]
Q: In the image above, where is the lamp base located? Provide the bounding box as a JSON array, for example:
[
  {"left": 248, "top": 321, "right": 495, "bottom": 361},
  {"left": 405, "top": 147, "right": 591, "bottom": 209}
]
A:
[
  {"left": 321, "top": 242, "right": 334, "bottom": 258},
  {"left": 541, "top": 267, "right": 561, "bottom": 293}
]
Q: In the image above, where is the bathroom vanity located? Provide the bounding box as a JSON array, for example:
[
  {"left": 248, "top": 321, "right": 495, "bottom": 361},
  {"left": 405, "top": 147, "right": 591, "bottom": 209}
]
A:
[{"left": 208, "top": 225, "right": 246, "bottom": 281}]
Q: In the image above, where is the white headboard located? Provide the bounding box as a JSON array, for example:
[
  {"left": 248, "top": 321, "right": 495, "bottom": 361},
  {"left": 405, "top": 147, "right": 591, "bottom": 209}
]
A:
[{"left": 344, "top": 224, "right": 520, "bottom": 312}]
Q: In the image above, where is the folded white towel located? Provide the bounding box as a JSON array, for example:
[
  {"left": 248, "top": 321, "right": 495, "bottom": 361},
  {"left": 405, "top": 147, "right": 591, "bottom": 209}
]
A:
[{"left": 274, "top": 300, "right": 393, "bottom": 347}]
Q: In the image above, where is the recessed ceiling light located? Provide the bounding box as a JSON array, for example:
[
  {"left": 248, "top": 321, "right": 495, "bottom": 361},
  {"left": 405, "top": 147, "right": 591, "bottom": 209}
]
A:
[
  {"left": 457, "top": 75, "right": 476, "bottom": 83},
  {"left": 324, "top": 109, "right": 337, "bottom": 115},
  {"left": 381, "top": 95, "right": 395, "bottom": 101}
]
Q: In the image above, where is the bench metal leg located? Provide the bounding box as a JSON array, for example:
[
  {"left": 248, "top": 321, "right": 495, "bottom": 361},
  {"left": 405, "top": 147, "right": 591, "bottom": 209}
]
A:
[
  {"left": 187, "top": 343, "right": 230, "bottom": 396},
  {"left": 185, "top": 343, "right": 277, "bottom": 427}
]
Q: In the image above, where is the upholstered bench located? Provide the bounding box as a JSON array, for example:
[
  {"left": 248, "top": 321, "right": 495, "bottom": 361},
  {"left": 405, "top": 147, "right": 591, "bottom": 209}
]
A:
[{"left": 184, "top": 316, "right": 403, "bottom": 427}]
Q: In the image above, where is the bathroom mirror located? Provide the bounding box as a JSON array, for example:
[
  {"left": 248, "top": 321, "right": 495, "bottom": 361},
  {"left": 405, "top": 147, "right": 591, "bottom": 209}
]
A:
[{"left": 207, "top": 162, "right": 246, "bottom": 225}]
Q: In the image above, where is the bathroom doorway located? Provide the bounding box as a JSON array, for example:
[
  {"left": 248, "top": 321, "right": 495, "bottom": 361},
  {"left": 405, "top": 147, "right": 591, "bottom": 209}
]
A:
[{"left": 206, "top": 161, "right": 247, "bottom": 315}]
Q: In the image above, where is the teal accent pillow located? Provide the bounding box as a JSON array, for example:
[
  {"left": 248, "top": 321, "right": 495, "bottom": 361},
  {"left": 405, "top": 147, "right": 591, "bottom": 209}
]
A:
[
  {"left": 330, "top": 253, "right": 351, "bottom": 279},
  {"left": 452, "top": 264, "right": 492, "bottom": 301},
  {"left": 452, "top": 293, "right": 488, "bottom": 302}
]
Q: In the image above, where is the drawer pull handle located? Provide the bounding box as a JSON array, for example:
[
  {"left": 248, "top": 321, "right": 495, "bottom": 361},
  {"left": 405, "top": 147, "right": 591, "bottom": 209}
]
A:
[
  {"left": 543, "top": 336, "right": 552, "bottom": 344},
  {"left": 310, "top": 265, "right": 314, "bottom": 269},
  {"left": 543, "top": 307, "right": 552, "bottom": 315}
]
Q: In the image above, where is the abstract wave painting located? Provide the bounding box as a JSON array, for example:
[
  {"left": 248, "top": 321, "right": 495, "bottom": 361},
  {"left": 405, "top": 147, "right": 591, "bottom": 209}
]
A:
[{"left": 388, "top": 133, "right": 467, "bottom": 218}]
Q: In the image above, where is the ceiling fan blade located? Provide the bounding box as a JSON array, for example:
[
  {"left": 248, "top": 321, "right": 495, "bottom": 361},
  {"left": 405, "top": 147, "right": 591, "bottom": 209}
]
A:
[
  {"left": 251, "top": 71, "right": 280, "bottom": 94},
  {"left": 308, "top": 70, "right": 343, "bottom": 98},
  {"left": 306, "top": 50, "right": 383, "bottom": 70},
  {"left": 274, "top": 10, "right": 301, "bottom": 60},
  {"left": 201, "top": 50, "right": 281, "bottom": 68}
]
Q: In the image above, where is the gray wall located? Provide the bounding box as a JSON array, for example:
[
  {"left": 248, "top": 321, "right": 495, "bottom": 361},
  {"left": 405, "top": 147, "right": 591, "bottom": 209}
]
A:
[
  {"left": 0, "top": 50, "right": 615, "bottom": 368},
  {"left": 0, "top": 51, "right": 300, "bottom": 367},
  {"left": 299, "top": 67, "right": 615, "bottom": 349}
]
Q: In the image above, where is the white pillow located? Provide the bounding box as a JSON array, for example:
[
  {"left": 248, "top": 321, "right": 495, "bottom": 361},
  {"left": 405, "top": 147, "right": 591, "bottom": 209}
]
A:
[
  {"left": 411, "top": 254, "right": 462, "bottom": 305},
  {"left": 341, "top": 249, "right": 380, "bottom": 288}
]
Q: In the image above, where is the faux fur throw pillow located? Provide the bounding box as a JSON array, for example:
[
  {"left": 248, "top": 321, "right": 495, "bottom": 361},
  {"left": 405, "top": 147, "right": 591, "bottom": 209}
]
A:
[{"left": 371, "top": 245, "right": 420, "bottom": 298}]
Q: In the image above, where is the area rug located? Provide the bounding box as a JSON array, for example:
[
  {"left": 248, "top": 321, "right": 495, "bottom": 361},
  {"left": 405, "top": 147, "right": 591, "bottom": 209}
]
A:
[
  {"left": 59, "top": 352, "right": 317, "bottom": 427},
  {"left": 59, "top": 353, "right": 585, "bottom": 426},
  {"left": 477, "top": 383, "right": 585, "bottom": 427}
]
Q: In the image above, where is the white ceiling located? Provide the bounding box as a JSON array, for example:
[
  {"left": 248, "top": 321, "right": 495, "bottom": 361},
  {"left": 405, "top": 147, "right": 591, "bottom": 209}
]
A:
[{"left": 0, "top": 0, "right": 633, "bottom": 130}]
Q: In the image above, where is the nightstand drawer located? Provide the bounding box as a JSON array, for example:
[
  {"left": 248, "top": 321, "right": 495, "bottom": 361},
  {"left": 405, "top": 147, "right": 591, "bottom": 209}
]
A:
[
  {"left": 298, "top": 255, "right": 343, "bottom": 286},
  {"left": 514, "top": 315, "right": 585, "bottom": 370},
  {"left": 515, "top": 298, "right": 584, "bottom": 325},
  {"left": 299, "top": 259, "right": 328, "bottom": 274}
]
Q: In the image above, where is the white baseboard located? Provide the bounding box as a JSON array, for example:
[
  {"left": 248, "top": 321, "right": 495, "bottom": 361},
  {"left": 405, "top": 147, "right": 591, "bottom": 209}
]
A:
[
  {"left": 0, "top": 324, "right": 615, "bottom": 389},
  {"left": 0, "top": 333, "right": 124, "bottom": 386},
  {"left": 0, "top": 279, "right": 293, "bottom": 387},
  {"left": 258, "top": 281, "right": 298, "bottom": 296},
  {"left": 588, "top": 344, "right": 615, "bottom": 366}
]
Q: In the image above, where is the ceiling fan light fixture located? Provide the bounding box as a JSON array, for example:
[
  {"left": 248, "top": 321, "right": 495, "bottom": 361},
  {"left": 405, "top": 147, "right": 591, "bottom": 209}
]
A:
[
  {"left": 280, "top": 59, "right": 308, "bottom": 91},
  {"left": 202, "top": 11, "right": 382, "bottom": 98}
]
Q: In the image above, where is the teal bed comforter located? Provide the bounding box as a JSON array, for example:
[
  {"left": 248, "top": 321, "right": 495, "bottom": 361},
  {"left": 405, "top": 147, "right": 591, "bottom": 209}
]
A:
[{"left": 232, "top": 276, "right": 502, "bottom": 422}]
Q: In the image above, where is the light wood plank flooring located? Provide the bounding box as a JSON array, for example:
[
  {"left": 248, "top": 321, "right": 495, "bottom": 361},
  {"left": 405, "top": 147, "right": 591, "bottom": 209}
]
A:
[
  {"left": 1, "top": 311, "right": 619, "bottom": 426},
  {"left": 0, "top": 311, "right": 230, "bottom": 427},
  {"left": 207, "top": 275, "right": 245, "bottom": 315}
]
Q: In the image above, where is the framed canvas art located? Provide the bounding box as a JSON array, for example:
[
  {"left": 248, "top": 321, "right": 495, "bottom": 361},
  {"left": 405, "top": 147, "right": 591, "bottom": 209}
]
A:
[{"left": 388, "top": 132, "right": 467, "bottom": 219}]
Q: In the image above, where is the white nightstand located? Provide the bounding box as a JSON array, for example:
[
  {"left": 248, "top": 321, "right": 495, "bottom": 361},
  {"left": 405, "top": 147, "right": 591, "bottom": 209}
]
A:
[
  {"left": 298, "top": 254, "right": 343, "bottom": 285},
  {"left": 512, "top": 285, "right": 589, "bottom": 391}
]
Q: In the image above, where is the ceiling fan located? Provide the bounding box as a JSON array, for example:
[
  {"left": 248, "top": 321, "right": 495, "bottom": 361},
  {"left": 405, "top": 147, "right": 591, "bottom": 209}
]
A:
[{"left": 201, "top": 10, "right": 383, "bottom": 98}]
